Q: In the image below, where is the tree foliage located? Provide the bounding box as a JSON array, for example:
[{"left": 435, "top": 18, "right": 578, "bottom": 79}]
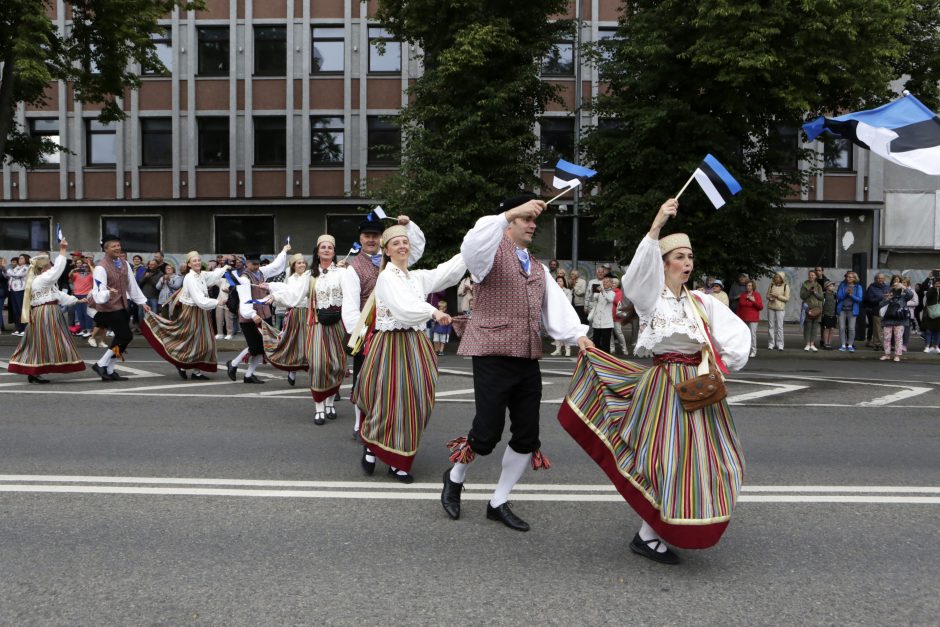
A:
[
  {"left": 583, "top": 0, "right": 922, "bottom": 280},
  {"left": 0, "top": 0, "right": 201, "bottom": 168},
  {"left": 374, "top": 0, "right": 571, "bottom": 264}
]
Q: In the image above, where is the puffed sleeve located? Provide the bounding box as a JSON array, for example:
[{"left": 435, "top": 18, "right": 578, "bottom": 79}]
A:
[
  {"left": 413, "top": 254, "right": 467, "bottom": 295},
  {"left": 406, "top": 221, "right": 426, "bottom": 267},
  {"left": 620, "top": 235, "right": 664, "bottom": 317},
  {"left": 260, "top": 249, "right": 288, "bottom": 279},
  {"left": 92, "top": 266, "right": 110, "bottom": 305},
  {"left": 701, "top": 294, "right": 751, "bottom": 372},
  {"left": 341, "top": 268, "right": 363, "bottom": 334},
  {"left": 376, "top": 271, "right": 438, "bottom": 327},
  {"left": 460, "top": 214, "right": 510, "bottom": 282},
  {"left": 31, "top": 255, "right": 68, "bottom": 291},
  {"left": 184, "top": 273, "right": 218, "bottom": 310},
  {"left": 541, "top": 264, "right": 589, "bottom": 344}
]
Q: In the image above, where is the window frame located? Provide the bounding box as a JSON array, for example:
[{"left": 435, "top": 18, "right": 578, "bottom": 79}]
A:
[
  {"left": 99, "top": 215, "right": 163, "bottom": 253},
  {"left": 140, "top": 117, "right": 173, "bottom": 168},
  {"left": 367, "top": 115, "right": 401, "bottom": 166},
  {"left": 213, "top": 214, "right": 276, "bottom": 254},
  {"left": 197, "top": 116, "right": 230, "bottom": 167},
  {"left": 142, "top": 27, "right": 172, "bottom": 76},
  {"left": 368, "top": 27, "right": 402, "bottom": 74},
  {"left": 541, "top": 40, "right": 575, "bottom": 77},
  {"left": 28, "top": 118, "right": 62, "bottom": 167},
  {"left": 312, "top": 26, "right": 344, "bottom": 74},
  {"left": 823, "top": 137, "right": 854, "bottom": 172},
  {"left": 197, "top": 26, "right": 230, "bottom": 77},
  {"left": 253, "top": 116, "right": 288, "bottom": 167},
  {"left": 253, "top": 25, "right": 287, "bottom": 77},
  {"left": 85, "top": 118, "right": 117, "bottom": 167},
  {"left": 0, "top": 217, "right": 52, "bottom": 250},
  {"left": 310, "top": 115, "right": 345, "bottom": 166},
  {"left": 540, "top": 116, "right": 576, "bottom": 166}
]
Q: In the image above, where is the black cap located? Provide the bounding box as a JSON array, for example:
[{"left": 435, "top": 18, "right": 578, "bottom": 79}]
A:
[
  {"left": 498, "top": 192, "right": 537, "bottom": 211},
  {"left": 245, "top": 252, "right": 262, "bottom": 263},
  {"left": 100, "top": 234, "right": 120, "bottom": 249},
  {"left": 359, "top": 218, "right": 383, "bottom": 235}
]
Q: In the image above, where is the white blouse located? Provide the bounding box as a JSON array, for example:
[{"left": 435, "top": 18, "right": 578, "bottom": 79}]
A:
[
  {"left": 29, "top": 255, "right": 78, "bottom": 307},
  {"left": 312, "top": 264, "right": 345, "bottom": 309},
  {"left": 268, "top": 272, "right": 312, "bottom": 309},
  {"left": 621, "top": 235, "right": 751, "bottom": 371},
  {"left": 374, "top": 254, "right": 468, "bottom": 332},
  {"left": 179, "top": 267, "right": 226, "bottom": 311}
]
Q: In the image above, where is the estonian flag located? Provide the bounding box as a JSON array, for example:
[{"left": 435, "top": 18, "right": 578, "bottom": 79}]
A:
[
  {"left": 553, "top": 159, "right": 597, "bottom": 190},
  {"left": 803, "top": 93, "right": 940, "bottom": 176},
  {"left": 56, "top": 223, "right": 64, "bottom": 243},
  {"left": 692, "top": 154, "right": 742, "bottom": 209}
]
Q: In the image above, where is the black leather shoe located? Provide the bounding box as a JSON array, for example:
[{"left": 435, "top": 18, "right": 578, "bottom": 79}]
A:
[
  {"left": 326, "top": 406, "right": 337, "bottom": 420},
  {"left": 441, "top": 469, "right": 463, "bottom": 520},
  {"left": 92, "top": 364, "right": 112, "bottom": 382},
  {"left": 629, "top": 533, "right": 680, "bottom": 565},
  {"left": 109, "top": 371, "right": 128, "bottom": 381},
  {"left": 486, "top": 502, "right": 530, "bottom": 532},
  {"left": 226, "top": 360, "right": 237, "bottom": 381},
  {"left": 243, "top": 375, "right": 265, "bottom": 384},
  {"left": 27, "top": 375, "right": 50, "bottom": 384},
  {"left": 387, "top": 467, "right": 414, "bottom": 484},
  {"left": 361, "top": 446, "right": 375, "bottom": 476},
  {"left": 178, "top": 368, "right": 188, "bottom": 380},
  {"left": 287, "top": 373, "right": 296, "bottom": 386},
  {"left": 314, "top": 411, "right": 326, "bottom": 426},
  {"left": 190, "top": 372, "right": 209, "bottom": 381}
]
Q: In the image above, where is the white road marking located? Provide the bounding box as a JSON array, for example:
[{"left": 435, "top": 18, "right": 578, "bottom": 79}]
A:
[
  {"left": 857, "top": 387, "right": 932, "bottom": 406},
  {"left": 438, "top": 368, "right": 472, "bottom": 376},
  {"left": 108, "top": 381, "right": 235, "bottom": 393},
  {"left": 725, "top": 381, "right": 809, "bottom": 404}
]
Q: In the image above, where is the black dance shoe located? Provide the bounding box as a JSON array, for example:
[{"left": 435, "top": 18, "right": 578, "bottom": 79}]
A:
[
  {"left": 629, "top": 533, "right": 680, "bottom": 565},
  {"left": 92, "top": 364, "right": 112, "bottom": 382},
  {"left": 109, "top": 371, "right": 128, "bottom": 381},
  {"left": 190, "top": 372, "right": 209, "bottom": 381},
  {"left": 177, "top": 368, "right": 188, "bottom": 380},
  {"left": 326, "top": 406, "right": 337, "bottom": 420},
  {"left": 486, "top": 502, "right": 530, "bottom": 532},
  {"left": 314, "top": 411, "right": 326, "bottom": 426},
  {"left": 243, "top": 375, "right": 265, "bottom": 384},
  {"left": 361, "top": 446, "right": 375, "bottom": 476},
  {"left": 441, "top": 469, "right": 463, "bottom": 520},
  {"left": 226, "top": 360, "right": 237, "bottom": 381},
  {"left": 27, "top": 375, "right": 50, "bottom": 384},
  {"left": 387, "top": 467, "right": 415, "bottom": 484},
  {"left": 287, "top": 373, "right": 296, "bottom": 387}
]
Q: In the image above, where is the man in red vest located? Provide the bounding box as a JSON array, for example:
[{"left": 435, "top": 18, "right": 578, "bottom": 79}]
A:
[{"left": 442, "top": 195, "right": 592, "bottom": 531}]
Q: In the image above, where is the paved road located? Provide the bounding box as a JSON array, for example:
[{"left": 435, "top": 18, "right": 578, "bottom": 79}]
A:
[{"left": 0, "top": 342, "right": 938, "bottom": 625}]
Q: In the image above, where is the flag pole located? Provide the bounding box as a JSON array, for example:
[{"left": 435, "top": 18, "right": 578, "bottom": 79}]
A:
[
  {"left": 546, "top": 186, "right": 576, "bottom": 205},
  {"left": 674, "top": 172, "right": 696, "bottom": 200}
]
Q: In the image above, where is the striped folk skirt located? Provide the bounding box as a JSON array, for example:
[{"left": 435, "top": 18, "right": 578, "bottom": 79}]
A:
[
  {"left": 557, "top": 348, "right": 745, "bottom": 549},
  {"left": 352, "top": 330, "right": 438, "bottom": 472},
  {"left": 140, "top": 305, "right": 218, "bottom": 372},
  {"left": 261, "top": 307, "right": 309, "bottom": 372},
  {"left": 8, "top": 303, "right": 86, "bottom": 376},
  {"left": 308, "top": 320, "right": 347, "bottom": 401}
]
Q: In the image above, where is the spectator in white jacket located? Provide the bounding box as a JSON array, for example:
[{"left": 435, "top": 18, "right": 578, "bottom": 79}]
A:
[{"left": 589, "top": 277, "right": 616, "bottom": 354}]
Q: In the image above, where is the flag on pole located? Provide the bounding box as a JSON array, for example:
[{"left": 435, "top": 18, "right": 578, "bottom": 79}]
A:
[
  {"left": 692, "top": 154, "right": 742, "bottom": 209},
  {"left": 56, "top": 223, "right": 64, "bottom": 243},
  {"left": 285, "top": 235, "right": 291, "bottom": 246},
  {"left": 348, "top": 242, "right": 361, "bottom": 255},
  {"left": 803, "top": 93, "right": 940, "bottom": 175},
  {"left": 372, "top": 206, "right": 388, "bottom": 220},
  {"left": 223, "top": 271, "right": 239, "bottom": 288},
  {"left": 552, "top": 159, "right": 598, "bottom": 190}
]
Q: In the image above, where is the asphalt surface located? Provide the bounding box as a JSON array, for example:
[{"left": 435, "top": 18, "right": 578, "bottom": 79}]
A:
[{"left": 0, "top": 332, "right": 938, "bottom": 625}]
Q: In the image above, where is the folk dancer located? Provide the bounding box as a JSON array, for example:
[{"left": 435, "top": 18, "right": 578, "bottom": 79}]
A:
[
  {"left": 441, "top": 196, "right": 592, "bottom": 530},
  {"left": 341, "top": 214, "right": 425, "bottom": 436},
  {"left": 91, "top": 234, "right": 150, "bottom": 381},
  {"left": 557, "top": 199, "right": 751, "bottom": 564},
  {"left": 141, "top": 251, "right": 229, "bottom": 380},
  {"left": 352, "top": 224, "right": 465, "bottom": 482},
  {"left": 225, "top": 245, "right": 290, "bottom": 384},
  {"left": 8, "top": 239, "right": 86, "bottom": 382},
  {"left": 261, "top": 253, "right": 311, "bottom": 386},
  {"left": 307, "top": 235, "right": 347, "bottom": 424}
]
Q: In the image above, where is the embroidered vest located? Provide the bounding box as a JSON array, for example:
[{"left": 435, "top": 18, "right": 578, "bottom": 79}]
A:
[
  {"left": 457, "top": 237, "right": 545, "bottom": 360},
  {"left": 350, "top": 251, "right": 380, "bottom": 308},
  {"left": 238, "top": 271, "right": 272, "bottom": 322},
  {"left": 98, "top": 257, "right": 130, "bottom": 312}
]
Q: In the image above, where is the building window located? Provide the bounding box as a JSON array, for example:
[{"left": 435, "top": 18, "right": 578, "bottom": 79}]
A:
[
  {"left": 101, "top": 216, "right": 161, "bottom": 252},
  {"left": 215, "top": 215, "right": 275, "bottom": 253},
  {"left": 254, "top": 117, "right": 287, "bottom": 166},
  {"left": 312, "top": 26, "right": 344, "bottom": 73},
  {"left": 824, "top": 138, "right": 854, "bottom": 171},
  {"left": 198, "top": 117, "right": 229, "bottom": 166},
  {"left": 140, "top": 118, "right": 172, "bottom": 167},
  {"left": 542, "top": 41, "right": 574, "bottom": 76},
  {"left": 555, "top": 216, "right": 615, "bottom": 260},
  {"left": 143, "top": 28, "right": 172, "bottom": 75},
  {"left": 29, "top": 118, "right": 61, "bottom": 166},
  {"left": 254, "top": 26, "right": 287, "bottom": 77},
  {"left": 86, "top": 119, "right": 117, "bottom": 166},
  {"left": 0, "top": 218, "right": 50, "bottom": 250},
  {"left": 311, "top": 116, "right": 344, "bottom": 165},
  {"left": 770, "top": 124, "right": 799, "bottom": 171},
  {"left": 367, "top": 116, "right": 401, "bottom": 166},
  {"left": 326, "top": 214, "right": 365, "bottom": 252},
  {"left": 198, "top": 26, "right": 230, "bottom": 76},
  {"left": 596, "top": 27, "right": 619, "bottom": 62},
  {"left": 540, "top": 117, "right": 575, "bottom": 165},
  {"left": 780, "top": 219, "right": 837, "bottom": 267},
  {"left": 368, "top": 27, "right": 401, "bottom": 74}
]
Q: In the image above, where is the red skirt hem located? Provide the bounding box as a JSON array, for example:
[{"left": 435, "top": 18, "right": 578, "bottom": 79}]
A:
[
  {"left": 7, "top": 361, "right": 86, "bottom": 376},
  {"left": 557, "top": 401, "right": 728, "bottom": 549},
  {"left": 363, "top": 441, "right": 415, "bottom": 473},
  {"left": 140, "top": 323, "right": 219, "bottom": 372},
  {"left": 310, "top": 386, "right": 340, "bottom": 402}
]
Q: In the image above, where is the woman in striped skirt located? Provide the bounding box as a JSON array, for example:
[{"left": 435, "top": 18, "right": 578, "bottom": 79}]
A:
[
  {"left": 308, "top": 235, "right": 348, "bottom": 425},
  {"left": 262, "top": 253, "right": 311, "bottom": 386},
  {"left": 558, "top": 199, "right": 751, "bottom": 565},
  {"left": 8, "top": 239, "right": 86, "bottom": 382},
  {"left": 141, "top": 251, "right": 229, "bottom": 380},
  {"left": 352, "top": 224, "right": 466, "bottom": 482}
]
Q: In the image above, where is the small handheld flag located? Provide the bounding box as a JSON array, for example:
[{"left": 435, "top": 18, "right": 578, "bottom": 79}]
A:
[
  {"left": 247, "top": 299, "right": 266, "bottom": 305},
  {"left": 342, "top": 241, "right": 361, "bottom": 262},
  {"left": 676, "top": 154, "right": 742, "bottom": 209},
  {"left": 372, "top": 206, "right": 388, "bottom": 220},
  {"left": 803, "top": 93, "right": 940, "bottom": 175},
  {"left": 223, "top": 271, "right": 239, "bottom": 288},
  {"left": 56, "top": 224, "right": 64, "bottom": 243},
  {"left": 285, "top": 235, "right": 291, "bottom": 246},
  {"left": 547, "top": 159, "right": 598, "bottom": 204}
]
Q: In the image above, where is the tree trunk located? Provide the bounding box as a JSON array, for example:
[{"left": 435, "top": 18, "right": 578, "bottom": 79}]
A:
[{"left": 0, "top": 51, "right": 18, "bottom": 162}]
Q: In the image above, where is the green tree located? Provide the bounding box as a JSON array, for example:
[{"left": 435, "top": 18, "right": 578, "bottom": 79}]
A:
[
  {"left": 896, "top": 1, "right": 940, "bottom": 110},
  {"left": 374, "top": 0, "right": 571, "bottom": 264},
  {"left": 0, "top": 0, "right": 200, "bottom": 168},
  {"left": 583, "top": 0, "right": 917, "bottom": 280}
]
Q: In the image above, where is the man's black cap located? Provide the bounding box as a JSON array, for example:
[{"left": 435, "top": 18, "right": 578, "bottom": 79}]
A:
[
  {"left": 100, "top": 234, "right": 121, "bottom": 249},
  {"left": 499, "top": 192, "right": 537, "bottom": 212},
  {"left": 359, "top": 218, "right": 383, "bottom": 235}
]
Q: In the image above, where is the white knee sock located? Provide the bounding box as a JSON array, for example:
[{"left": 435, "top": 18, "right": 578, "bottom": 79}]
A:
[
  {"left": 639, "top": 521, "right": 667, "bottom": 553},
  {"left": 97, "top": 350, "right": 113, "bottom": 369},
  {"left": 450, "top": 462, "right": 468, "bottom": 484},
  {"left": 315, "top": 400, "right": 325, "bottom": 414},
  {"left": 233, "top": 348, "right": 250, "bottom": 365},
  {"left": 325, "top": 396, "right": 335, "bottom": 409},
  {"left": 353, "top": 406, "right": 362, "bottom": 433},
  {"left": 245, "top": 354, "right": 263, "bottom": 377},
  {"left": 287, "top": 371, "right": 296, "bottom": 382},
  {"left": 489, "top": 447, "right": 531, "bottom": 508}
]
